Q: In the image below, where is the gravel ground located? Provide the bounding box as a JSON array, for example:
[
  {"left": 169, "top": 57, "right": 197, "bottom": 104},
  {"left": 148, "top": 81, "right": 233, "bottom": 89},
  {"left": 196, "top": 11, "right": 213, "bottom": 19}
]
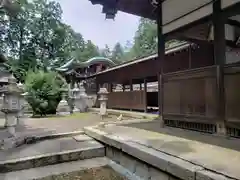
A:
[{"left": 37, "top": 166, "right": 128, "bottom": 180}]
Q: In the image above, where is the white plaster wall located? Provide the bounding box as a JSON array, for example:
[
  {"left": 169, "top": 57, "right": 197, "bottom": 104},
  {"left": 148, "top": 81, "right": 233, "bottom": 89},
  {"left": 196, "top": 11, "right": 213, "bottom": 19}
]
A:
[
  {"left": 162, "top": 0, "right": 212, "bottom": 24},
  {"left": 225, "top": 24, "right": 235, "bottom": 41},
  {"left": 226, "top": 48, "right": 240, "bottom": 64},
  {"left": 163, "top": 3, "right": 213, "bottom": 34},
  {"left": 221, "top": 0, "right": 240, "bottom": 9}
]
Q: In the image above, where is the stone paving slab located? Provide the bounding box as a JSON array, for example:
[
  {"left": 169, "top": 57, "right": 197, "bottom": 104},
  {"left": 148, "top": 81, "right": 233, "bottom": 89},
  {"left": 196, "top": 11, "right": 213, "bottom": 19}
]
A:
[
  {"left": 0, "top": 136, "right": 105, "bottom": 172},
  {"left": 73, "top": 134, "right": 93, "bottom": 142},
  {"left": 84, "top": 125, "right": 240, "bottom": 180}
]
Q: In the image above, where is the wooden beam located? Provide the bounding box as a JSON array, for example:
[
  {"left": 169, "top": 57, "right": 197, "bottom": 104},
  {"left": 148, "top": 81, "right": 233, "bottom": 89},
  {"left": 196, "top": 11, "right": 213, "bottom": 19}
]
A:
[{"left": 213, "top": 0, "right": 227, "bottom": 135}]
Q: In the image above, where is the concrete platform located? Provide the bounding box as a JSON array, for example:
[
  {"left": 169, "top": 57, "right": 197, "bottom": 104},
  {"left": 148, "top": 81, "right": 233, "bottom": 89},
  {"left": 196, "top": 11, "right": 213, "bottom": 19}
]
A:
[
  {"left": 84, "top": 125, "right": 240, "bottom": 180},
  {"left": 0, "top": 135, "right": 105, "bottom": 173}
]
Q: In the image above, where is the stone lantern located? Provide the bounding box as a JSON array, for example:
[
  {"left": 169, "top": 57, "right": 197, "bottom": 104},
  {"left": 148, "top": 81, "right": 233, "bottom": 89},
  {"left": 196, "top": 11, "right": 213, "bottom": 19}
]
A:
[
  {"left": 1, "top": 75, "right": 22, "bottom": 137},
  {"left": 71, "top": 83, "right": 81, "bottom": 112},
  {"left": 57, "top": 87, "right": 70, "bottom": 115},
  {"left": 98, "top": 87, "right": 109, "bottom": 118},
  {"left": 77, "top": 82, "right": 88, "bottom": 112}
]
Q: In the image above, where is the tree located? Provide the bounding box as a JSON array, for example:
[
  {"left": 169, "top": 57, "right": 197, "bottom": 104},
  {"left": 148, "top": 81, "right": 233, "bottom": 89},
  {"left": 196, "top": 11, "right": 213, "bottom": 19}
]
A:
[
  {"left": 131, "top": 18, "right": 157, "bottom": 58},
  {"left": 24, "top": 70, "right": 66, "bottom": 116},
  {"left": 100, "top": 44, "right": 111, "bottom": 58},
  {"left": 111, "top": 42, "right": 124, "bottom": 64},
  {"left": 122, "top": 18, "right": 183, "bottom": 61},
  {"left": 80, "top": 40, "right": 100, "bottom": 61},
  {"left": 2, "top": 0, "right": 101, "bottom": 81}
]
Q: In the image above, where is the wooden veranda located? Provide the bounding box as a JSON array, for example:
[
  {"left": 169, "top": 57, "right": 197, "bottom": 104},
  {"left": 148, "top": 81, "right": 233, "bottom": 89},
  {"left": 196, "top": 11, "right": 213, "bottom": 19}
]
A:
[{"left": 87, "top": 0, "right": 240, "bottom": 137}]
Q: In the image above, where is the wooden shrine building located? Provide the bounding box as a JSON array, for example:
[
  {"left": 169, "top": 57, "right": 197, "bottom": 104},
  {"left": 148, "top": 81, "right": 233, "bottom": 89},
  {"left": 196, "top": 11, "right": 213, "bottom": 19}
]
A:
[{"left": 87, "top": 0, "right": 240, "bottom": 138}]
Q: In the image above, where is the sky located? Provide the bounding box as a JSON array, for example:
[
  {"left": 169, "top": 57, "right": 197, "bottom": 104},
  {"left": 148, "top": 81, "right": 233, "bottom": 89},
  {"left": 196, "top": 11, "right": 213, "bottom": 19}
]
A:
[{"left": 55, "top": 0, "right": 140, "bottom": 49}]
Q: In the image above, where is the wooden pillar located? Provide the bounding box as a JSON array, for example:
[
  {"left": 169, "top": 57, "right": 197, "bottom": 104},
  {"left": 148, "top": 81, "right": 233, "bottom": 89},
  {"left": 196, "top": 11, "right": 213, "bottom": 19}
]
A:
[
  {"left": 188, "top": 46, "right": 192, "bottom": 69},
  {"left": 122, "top": 84, "right": 125, "bottom": 92},
  {"left": 144, "top": 78, "right": 147, "bottom": 113},
  {"left": 130, "top": 80, "right": 133, "bottom": 91},
  {"left": 130, "top": 80, "right": 133, "bottom": 111},
  {"left": 213, "top": 0, "right": 226, "bottom": 135},
  {"left": 157, "top": 0, "right": 165, "bottom": 126},
  {"left": 140, "top": 83, "right": 142, "bottom": 90},
  {"left": 109, "top": 83, "right": 113, "bottom": 92}
]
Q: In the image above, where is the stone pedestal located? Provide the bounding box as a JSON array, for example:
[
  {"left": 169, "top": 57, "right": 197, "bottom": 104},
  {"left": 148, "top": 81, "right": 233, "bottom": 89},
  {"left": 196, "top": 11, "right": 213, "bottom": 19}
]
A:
[
  {"left": 69, "top": 82, "right": 89, "bottom": 113},
  {"left": 78, "top": 82, "right": 88, "bottom": 112},
  {"left": 216, "top": 122, "right": 227, "bottom": 136},
  {"left": 72, "top": 83, "right": 81, "bottom": 112},
  {"left": 98, "top": 87, "right": 109, "bottom": 118},
  {"left": 57, "top": 89, "right": 70, "bottom": 115}
]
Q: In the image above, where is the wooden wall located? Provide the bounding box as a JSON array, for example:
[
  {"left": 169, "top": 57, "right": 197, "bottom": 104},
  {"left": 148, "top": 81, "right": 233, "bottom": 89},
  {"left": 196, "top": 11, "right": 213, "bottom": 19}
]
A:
[
  {"left": 224, "top": 63, "right": 240, "bottom": 129},
  {"left": 163, "top": 66, "right": 217, "bottom": 123},
  {"left": 96, "top": 43, "right": 214, "bottom": 85},
  {"left": 107, "top": 90, "right": 146, "bottom": 111}
]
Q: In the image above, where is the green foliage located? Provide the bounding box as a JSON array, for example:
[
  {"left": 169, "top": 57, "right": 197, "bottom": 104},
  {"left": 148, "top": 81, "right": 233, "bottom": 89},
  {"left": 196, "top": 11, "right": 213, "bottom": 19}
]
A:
[
  {"left": 111, "top": 43, "right": 124, "bottom": 64},
  {"left": 131, "top": 18, "right": 157, "bottom": 58},
  {"left": 1, "top": 0, "right": 102, "bottom": 81},
  {"left": 98, "top": 18, "right": 158, "bottom": 64},
  {"left": 24, "top": 70, "right": 67, "bottom": 116}
]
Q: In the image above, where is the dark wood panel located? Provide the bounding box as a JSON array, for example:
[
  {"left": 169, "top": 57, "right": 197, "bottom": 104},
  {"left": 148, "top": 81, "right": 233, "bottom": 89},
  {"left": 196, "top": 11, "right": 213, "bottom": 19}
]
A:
[
  {"left": 225, "top": 73, "right": 240, "bottom": 122},
  {"left": 163, "top": 66, "right": 216, "bottom": 82},
  {"left": 108, "top": 91, "right": 146, "bottom": 110},
  {"left": 163, "top": 67, "right": 217, "bottom": 120}
]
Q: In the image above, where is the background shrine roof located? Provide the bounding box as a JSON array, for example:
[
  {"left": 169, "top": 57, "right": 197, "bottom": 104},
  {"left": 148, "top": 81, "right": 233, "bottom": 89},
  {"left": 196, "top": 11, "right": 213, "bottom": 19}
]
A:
[{"left": 55, "top": 56, "right": 116, "bottom": 72}]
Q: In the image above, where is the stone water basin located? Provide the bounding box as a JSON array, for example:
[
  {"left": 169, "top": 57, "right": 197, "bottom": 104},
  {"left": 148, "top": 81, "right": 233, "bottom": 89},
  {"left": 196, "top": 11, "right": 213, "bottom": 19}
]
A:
[{"left": 38, "top": 166, "right": 128, "bottom": 180}]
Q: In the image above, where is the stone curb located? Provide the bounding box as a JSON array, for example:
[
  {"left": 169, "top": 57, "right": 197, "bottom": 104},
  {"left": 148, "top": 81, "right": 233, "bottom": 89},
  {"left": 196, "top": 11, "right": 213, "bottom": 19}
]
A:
[
  {"left": 25, "top": 130, "right": 84, "bottom": 144},
  {"left": 0, "top": 144, "right": 105, "bottom": 173},
  {"left": 84, "top": 126, "right": 237, "bottom": 180},
  {"left": 98, "top": 119, "right": 152, "bottom": 127},
  {"left": 89, "top": 108, "right": 159, "bottom": 120},
  {"left": 0, "top": 157, "right": 110, "bottom": 180},
  {"left": 1, "top": 131, "right": 84, "bottom": 150}
]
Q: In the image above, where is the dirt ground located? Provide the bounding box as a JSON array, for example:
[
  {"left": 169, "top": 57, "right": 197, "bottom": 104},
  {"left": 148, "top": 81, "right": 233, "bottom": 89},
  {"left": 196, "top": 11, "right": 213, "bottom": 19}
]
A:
[
  {"left": 38, "top": 166, "right": 128, "bottom": 180},
  {"left": 0, "top": 112, "right": 121, "bottom": 140}
]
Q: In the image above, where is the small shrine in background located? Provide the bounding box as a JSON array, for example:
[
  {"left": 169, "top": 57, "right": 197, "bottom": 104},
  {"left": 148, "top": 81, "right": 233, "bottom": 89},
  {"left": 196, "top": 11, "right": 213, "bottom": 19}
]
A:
[
  {"left": 54, "top": 56, "right": 115, "bottom": 93},
  {"left": 54, "top": 56, "right": 115, "bottom": 114}
]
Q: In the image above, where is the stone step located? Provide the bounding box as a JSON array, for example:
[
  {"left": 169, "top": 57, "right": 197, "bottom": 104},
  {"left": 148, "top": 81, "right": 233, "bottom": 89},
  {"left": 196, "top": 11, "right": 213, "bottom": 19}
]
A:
[
  {"left": 0, "top": 157, "right": 140, "bottom": 180},
  {"left": 0, "top": 135, "right": 105, "bottom": 173},
  {"left": 0, "top": 157, "right": 109, "bottom": 180}
]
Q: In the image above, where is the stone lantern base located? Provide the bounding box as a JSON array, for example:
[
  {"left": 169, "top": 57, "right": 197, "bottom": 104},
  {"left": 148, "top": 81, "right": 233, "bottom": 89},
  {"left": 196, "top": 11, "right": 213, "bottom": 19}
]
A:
[
  {"left": 98, "top": 87, "right": 109, "bottom": 119},
  {"left": 57, "top": 99, "right": 71, "bottom": 115}
]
